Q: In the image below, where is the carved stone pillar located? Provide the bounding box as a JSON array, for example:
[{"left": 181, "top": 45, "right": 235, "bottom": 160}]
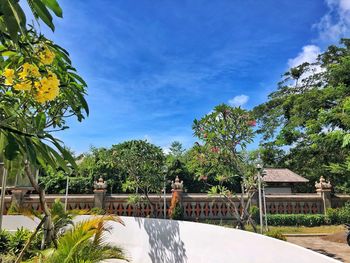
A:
[
  {"left": 93, "top": 177, "right": 107, "bottom": 209},
  {"left": 171, "top": 176, "right": 184, "bottom": 201},
  {"left": 315, "top": 176, "right": 332, "bottom": 214}
]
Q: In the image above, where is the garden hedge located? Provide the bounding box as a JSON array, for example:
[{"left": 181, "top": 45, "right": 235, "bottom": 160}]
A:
[{"left": 266, "top": 214, "right": 326, "bottom": 226}]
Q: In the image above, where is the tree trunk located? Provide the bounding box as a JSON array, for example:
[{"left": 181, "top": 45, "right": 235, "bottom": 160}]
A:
[{"left": 24, "top": 161, "right": 57, "bottom": 248}]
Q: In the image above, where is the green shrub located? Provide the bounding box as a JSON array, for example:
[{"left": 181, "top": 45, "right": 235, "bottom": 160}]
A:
[
  {"left": 267, "top": 214, "right": 325, "bottom": 226},
  {"left": 265, "top": 230, "right": 286, "bottom": 241},
  {"left": 0, "top": 229, "right": 10, "bottom": 254},
  {"left": 326, "top": 202, "right": 350, "bottom": 224},
  {"left": 7, "top": 227, "right": 42, "bottom": 260},
  {"left": 171, "top": 203, "right": 184, "bottom": 220},
  {"left": 90, "top": 207, "right": 106, "bottom": 215},
  {"left": 250, "top": 206, "right": 259, "bottom": 223},
  {"left": 8, "top": 227, "right": 31, "bottom": 255}
]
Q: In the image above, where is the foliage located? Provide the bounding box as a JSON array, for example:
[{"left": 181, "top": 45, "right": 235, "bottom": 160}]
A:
[
  {"left": 0, "top": 0, "right": 62, "bottom": 42},
  {"left": 0, "top": 229, "right": 10, "bottom": 254},
  {"left": 50, "top": 199, "right": 74, "bottom": 238},
  {"left": 28, "top": 216, "right": 125, "bottom": 263},
  {"left": 192, "top": 104, "right": 258, "bottom": 230},
  {"left": 89, "top": 207, "right": 106, "bottom": 215},
  {"left": 166, "top": 141, "right": 204, "bottom": 193},
  {"left": 266, "top": 214, "right": 326, "bottom": 226},
  {"left": 39, "top": 166, "right": 92, "bottom": 194},
  {"left": 111, "top": 140, "right": 165, "bottom": 216},
  {"left": 77, "top": 146, "right": 125, "bottom": 194},
  {"left": 250, "top": 205, "right": 260, "bottom": 224},
  {"left": 254, "top": 39, "right": 350, "bottom": 193},
  {"left": 326, "top": 202, "right": 350, "bottom": 224},
  {"left": 0, "top": 28, "right": 88, "bottom": 171},
  {"left": 192, "top": 105, "right": 257, "bottom": 190},
  {"left": 3, "top": 227, "right": 42, "bottom": 260},
  {"left": 168, "top": 141, "right": 185, "bottom": 158},
  {"left": 264, "top": 229, "right": 286, "bottom": 241}
]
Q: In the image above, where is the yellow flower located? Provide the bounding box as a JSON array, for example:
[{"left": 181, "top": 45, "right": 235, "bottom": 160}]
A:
[
  {"left": 35, "top": 73, "right": 60, "bottom": 103},
  {"left": 39, "top": 47, "right": 55, "bottom": 65},
  {"left": 5, "top": 78, "right": 13, "bottom": 85},
  {"left": 35, "top": 90, "right": 47, "bottom": 104},
  {"left": 3, "top": 68, "right": 15, "bottom": 85},
  {"left": 3, "top": 68, "right": 15, "bottom": 78},
  {"left": 20, "top": 63, "right": 40, "bottom": 79},
  {"left": 14, "top": 80, "right": 32, "bottom": 91}
]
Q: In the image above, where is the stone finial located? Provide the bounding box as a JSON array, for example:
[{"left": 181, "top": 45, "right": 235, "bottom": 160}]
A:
[
  {"left": 171, "top": 176, "right": 183, "bottom": 191},
  {"left": 94, "top": 177, "right": 107, "bottom": 190},
  {"left": 315, "top": 176, "right": 332, "bottom": 190}
]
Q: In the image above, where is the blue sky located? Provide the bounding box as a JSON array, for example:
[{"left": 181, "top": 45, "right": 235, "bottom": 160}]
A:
[{"left": 40, "top": 0, "right": 350, "bottom": 154}]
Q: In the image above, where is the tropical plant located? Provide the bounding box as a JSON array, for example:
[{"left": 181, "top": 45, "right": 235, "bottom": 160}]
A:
[
  {"left": 0, "top": 0, "right": 88, "bottom": 250},
  {"left": 0, "top": 229, "right": 10, "bottom": 254},
  {"left": 192, "top": 104, "right": 258, "bottom": 230},
  {"left": 28, "top": 216, "right": 126, "bottom": 263}
]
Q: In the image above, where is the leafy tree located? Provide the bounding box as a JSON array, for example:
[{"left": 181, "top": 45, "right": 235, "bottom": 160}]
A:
[
  {"left": 254, "top": 39, "right": 350, "bottom": 193},
  {"left": 166, "top": 141, "right": 204, "bottom": 192},
  {"left": 77, "top": 147, "right": 125, "bottom": 194},
  {"left": 112, "top": 140, "right": 165, "bottom": 217},
  {"left": 0, "top": 0, "right": 88, "bottom": 249},
  {"left": 169, "top": 141, "right": 185, "bottom": 158},
  {"left": 39, "top": 167, "right": 92, "bottom": 194},
  {"left": 192, "top": 104, "right": 258, "bottom": 230}
]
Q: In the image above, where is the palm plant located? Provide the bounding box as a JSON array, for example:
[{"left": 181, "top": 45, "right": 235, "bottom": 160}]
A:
[{"left": 27, "top": 216, "right": 126, "bottom": 263}]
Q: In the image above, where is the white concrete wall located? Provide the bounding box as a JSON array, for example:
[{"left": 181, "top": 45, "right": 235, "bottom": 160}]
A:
[
  {"left": 76, "top": 216, "right": 340, "bottom": 263},
  {"left": 3, "top": 215, "right": 340, "bottom": 263}
]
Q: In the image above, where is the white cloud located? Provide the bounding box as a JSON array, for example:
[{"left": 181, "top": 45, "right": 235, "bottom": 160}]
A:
[
  {"left": 287, "top": 45, "right": 321, "bottom": 68},
  {"left": 315, "top": 0, "right": 350, "bottom": 42},
  {"left": 228, "top": 94, "right": 249, "bottom": 107}
]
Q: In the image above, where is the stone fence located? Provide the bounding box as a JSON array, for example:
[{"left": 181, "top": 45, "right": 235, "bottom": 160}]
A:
[{"left": 2, "top": 176, "right": 350, "bottom": 220}]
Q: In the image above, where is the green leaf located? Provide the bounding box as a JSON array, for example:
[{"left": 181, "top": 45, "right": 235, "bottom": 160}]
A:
[
  {"left": 46, "top": 133, "right": 77, "bottom": 170},
  {"left": 69, "top": 71, "right": 87, "bottom": 87},
  {"left": 35, "top": 112, "right": 46, "bottom": 130},
  {"left": 42, "top": 0, "right": 62, "bottom": 17},
  {"left": 4, "top": 132, "right": 19, "bottom": 160},
  {"left": 29, "top": 0, "right": 55, "bottom": 31},
  {"left": 10, "top": 0, "right": 26, "bottom": 28},
  {"left": 342, "top": 134, "right": 350, "bottom": 148},
  {"left": 1, "top": 0, "right": 19, "bottom": 41}
]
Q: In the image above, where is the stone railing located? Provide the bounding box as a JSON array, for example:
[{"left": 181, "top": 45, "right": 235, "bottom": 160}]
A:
[{"left": 2, "top": 176, "right": 350, "bottom": 219}]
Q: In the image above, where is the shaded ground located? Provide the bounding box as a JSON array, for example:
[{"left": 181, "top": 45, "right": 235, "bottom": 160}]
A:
[{"left": 287, "top": 236, "right": 350, "bottom": 263}]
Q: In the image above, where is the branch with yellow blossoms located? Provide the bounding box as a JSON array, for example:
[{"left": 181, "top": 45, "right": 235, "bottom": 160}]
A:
[{"left": 0, "top": 29, "right": 88, "bottom": 169}]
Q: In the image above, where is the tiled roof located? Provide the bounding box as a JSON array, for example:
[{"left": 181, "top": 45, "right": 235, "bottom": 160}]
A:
[{"left": 262, "top": 168, "right": 309, "bottom": 183}]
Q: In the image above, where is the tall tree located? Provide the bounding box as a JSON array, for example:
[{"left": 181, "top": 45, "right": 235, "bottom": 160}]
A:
[
  {"left": 192, "top": 104, "right": 258, "bottom": 230},
  {"left": 112, "top": 140, "right": 165, "bottom": 217},
  {"left": 0, "top": 0, "right": 88, "bottom": 248},
  {"left": 168, "top": 141, "right": 185, "bottom": 158},
  {"left": 254, "top": 39, "right": 350, "bottom": 193}
]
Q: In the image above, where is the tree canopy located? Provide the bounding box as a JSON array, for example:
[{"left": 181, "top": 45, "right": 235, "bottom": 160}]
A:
[{"left": 254, "top": 39, "right": 350, "bottom": 193}]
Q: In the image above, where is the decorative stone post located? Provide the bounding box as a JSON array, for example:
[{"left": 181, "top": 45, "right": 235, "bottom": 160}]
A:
[
  {"left": 315, "top": 176, "right": 332, "bottom": 213},
  {"left": 171, "top": 176, "right": 184, "bottom": 200},
  {"left": 93, "top": 177, "right": 107, "bottom": 209},
  {"left": 10, "top": 189, "right": 26, "bottom": 210},
  {"left": 169, "top": 176, "right": 184, "bottom": 219}
]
